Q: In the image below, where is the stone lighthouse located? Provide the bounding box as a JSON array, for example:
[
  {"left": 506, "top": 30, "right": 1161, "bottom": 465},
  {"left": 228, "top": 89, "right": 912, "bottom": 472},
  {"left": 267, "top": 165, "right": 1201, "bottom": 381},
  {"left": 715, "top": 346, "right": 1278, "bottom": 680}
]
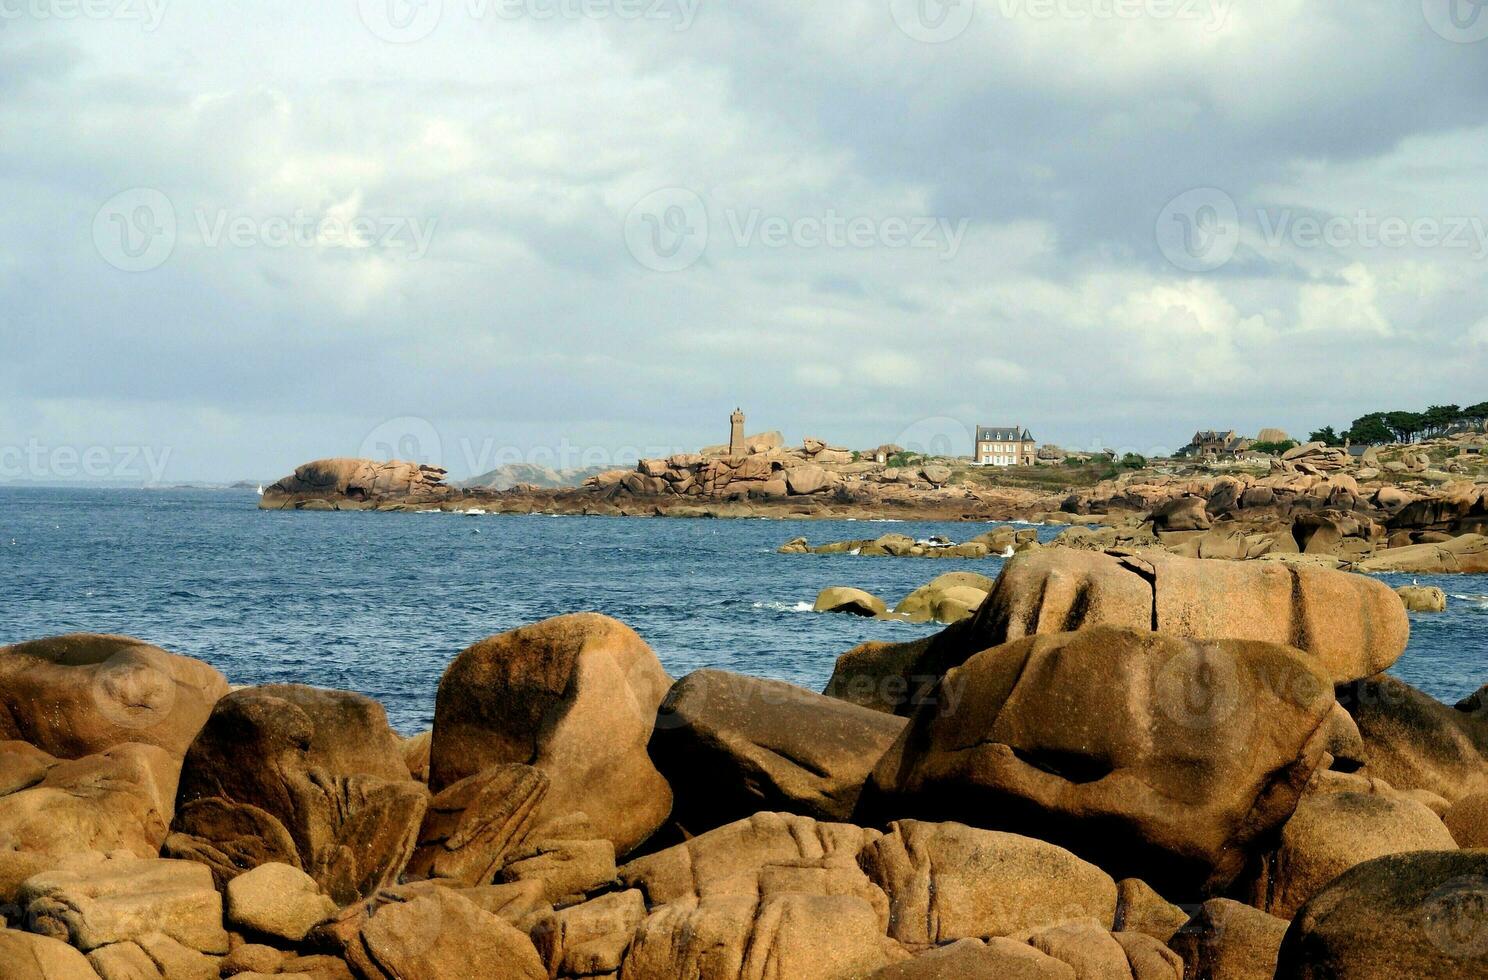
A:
[{"left": 729, "top": 408, "right": 746, "bottom": 456}]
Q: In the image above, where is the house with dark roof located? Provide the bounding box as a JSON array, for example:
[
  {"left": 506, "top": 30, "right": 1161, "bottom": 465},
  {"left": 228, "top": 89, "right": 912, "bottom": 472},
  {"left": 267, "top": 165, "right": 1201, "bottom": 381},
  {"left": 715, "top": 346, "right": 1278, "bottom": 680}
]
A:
[
  {"left": 975, "top": 425, "right": 1036, "bottom": 466},
  {"left": 1181, "top": 430, "right": 1254, "bottom": 457}
]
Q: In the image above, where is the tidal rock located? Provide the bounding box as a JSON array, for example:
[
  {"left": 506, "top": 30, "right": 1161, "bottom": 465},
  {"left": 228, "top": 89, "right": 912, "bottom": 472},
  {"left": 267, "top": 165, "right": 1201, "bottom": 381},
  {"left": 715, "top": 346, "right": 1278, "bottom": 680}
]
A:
[
  {"left": 859, "top": 820, "right": 1117, "bottom": 944},
  {"left": 813, "top": 588, "right": 888, "bottom": 617},
  {"left": 864, "top": 627, "right": 1342, "bottom": 895},
  {"left": 225, "top": 862, "right": 337, "bottom": 942},
  {"left": 169, "top": 684, "right": 429, "bottom": 904},
  {"left": 1275, "top": 850, "right": 1488, "bottom": 978},
  {"left": 0, "top": 634, "right": 227, "bottom": 760},
  {"left": 893, "top": 573, "right": 995, "bottom": 624},
  {"left": 430, "top": 614, "right": 672, "bottom": 856},
  {"left": 1396, "top": 585, "right": 1447, "bottom": 612},
  {"left": 1356, "top": 533, "right": 1488, "bottom": 573},
  {"left": 259, "top": 458, "right": 452, "bottom": 511},
  {"left": 649, "top": 671, "right": 906, "bottom": 834}
]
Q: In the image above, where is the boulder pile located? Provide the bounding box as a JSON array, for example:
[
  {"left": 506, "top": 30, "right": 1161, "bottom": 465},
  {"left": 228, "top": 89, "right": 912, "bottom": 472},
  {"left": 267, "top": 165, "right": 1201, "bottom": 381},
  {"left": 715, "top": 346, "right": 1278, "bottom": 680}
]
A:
[{"left": 3, "top": 555, "right": 1483, "bottom": 978}]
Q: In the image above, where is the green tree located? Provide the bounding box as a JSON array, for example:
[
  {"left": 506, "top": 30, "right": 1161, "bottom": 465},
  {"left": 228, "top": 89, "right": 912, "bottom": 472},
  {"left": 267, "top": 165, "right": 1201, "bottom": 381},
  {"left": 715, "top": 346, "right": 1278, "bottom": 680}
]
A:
[
  {"left": 1307, "top": 426, "right": 1343, "bottom": 446},
  {"left": 1422, "top": 404, "right": 1462, "bottom": 437},
  {"left": 1383, "top": 411, "right": 1426, "bottom": 443},
  {"left": 1121, "top": 452, "right": 1147, "bottom": 469},
  {"left": 1345, "top": 414, "right": 1393, "bottom": 445},
  {"left": 1251, "top": 439, "right": 1299, "bottom": 455}
]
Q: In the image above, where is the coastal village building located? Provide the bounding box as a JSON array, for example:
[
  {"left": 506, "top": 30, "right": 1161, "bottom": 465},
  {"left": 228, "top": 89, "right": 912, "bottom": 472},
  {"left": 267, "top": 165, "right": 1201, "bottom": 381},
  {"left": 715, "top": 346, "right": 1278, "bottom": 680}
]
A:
[
  {"left": 975, "top": 426, "right": 1036, "bottom": 466},
  {"left": 1182, "top": 430, "right": 1253, "bottom": 458}
]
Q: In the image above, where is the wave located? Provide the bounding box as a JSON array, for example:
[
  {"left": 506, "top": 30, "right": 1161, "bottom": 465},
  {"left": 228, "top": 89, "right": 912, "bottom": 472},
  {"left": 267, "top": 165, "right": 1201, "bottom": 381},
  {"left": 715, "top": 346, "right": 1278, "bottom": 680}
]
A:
[{"left": 751, "top": 600, "right": 815, "bottom": 614}]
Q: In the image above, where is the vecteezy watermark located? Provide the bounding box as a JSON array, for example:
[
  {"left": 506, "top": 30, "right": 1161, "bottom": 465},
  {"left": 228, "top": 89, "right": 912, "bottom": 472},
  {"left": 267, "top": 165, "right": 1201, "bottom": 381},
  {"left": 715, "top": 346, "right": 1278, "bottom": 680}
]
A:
[
  {"left": 359, "top": 417, "right": 446, "bottom": 469},
  {"left": 0, "top": 441, "right": 173, "bottom": 483},
  {"left": 1156, "top": 186, "right": 1488, "bottom": 272},
  {"left": 890, "top": 0, "right": 1233, "bottom": 41},
  {"left": 1423, "top": 0, "right": 1488, "bottom": 43},
  {"left": 0, "top": 0, "right": 169, "bottom": 31},
  {"left": 624, "top": 187, "right": 971, "bottom": 272},
  {"left": 92, "top": 189, "right": 438, "bottom": 271},
  {"left": 356, "top": 416, "right": 694, "bottom": 475},
  {"left": 1422, "top": 875, "right": 1488, "bottom": 959},
  {"left": 889, "top": 0, "right": 976, "bottom": 42},
  {"left": 356, "top": 0, "right": 699, "bottom": 43}
]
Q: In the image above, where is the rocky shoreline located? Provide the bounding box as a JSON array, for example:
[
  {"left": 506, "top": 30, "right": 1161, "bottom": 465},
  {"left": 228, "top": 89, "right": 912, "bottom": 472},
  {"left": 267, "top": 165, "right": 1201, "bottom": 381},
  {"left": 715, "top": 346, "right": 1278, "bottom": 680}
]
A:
[{"left": 3, "top": 550, "right": 1487, "bottom": 978}]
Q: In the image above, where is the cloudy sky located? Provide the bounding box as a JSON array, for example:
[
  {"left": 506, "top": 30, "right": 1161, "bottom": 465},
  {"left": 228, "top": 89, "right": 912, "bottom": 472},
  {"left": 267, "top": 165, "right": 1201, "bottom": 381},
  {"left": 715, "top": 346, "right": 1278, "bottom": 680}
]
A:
[{"left": 2, "top": 0, "right": 1486, "bottom": 483}]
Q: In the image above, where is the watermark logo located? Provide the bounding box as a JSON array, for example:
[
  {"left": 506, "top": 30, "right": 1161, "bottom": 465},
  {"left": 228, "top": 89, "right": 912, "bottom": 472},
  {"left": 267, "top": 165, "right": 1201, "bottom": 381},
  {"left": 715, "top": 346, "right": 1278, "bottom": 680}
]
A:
[
  {"left": 894, "top": 417, "right": 975, "bottom": 460},
  {"left": 93, "top": 188, "right": 177, "bottom": 273},
  {"left": 360, "top": 416, "right": 445, "bottom": 467},
  {"left": 625, "top": 187, "right": 710, "bottom": 272},
  {"left": 1422, "top": 875, "right": 1488, "bottom": 959},
  {"left": 90, "top": 648, "right": 178, "bottom": 733},
  {"left": 1154, "top": 643, "right": 1243, "bottom": 731},
  {"left": 890, "top": 0, "right": 975, "bottom": 42},
  {"left": 358, "top": 0, "right": 444, "bottom": 43},
  {"left": 0, "top": 0, "right": 169, "bottom": 31},
  {"left": 1423, "top": 0, "right": 1488, "bottom": 43},
  {"left": 1155, "top": 187, "right": 1239, "bottom": 273},
  {"left": 0, "top": 441, "right": 173, "bottom": 483},
  {"left": 1156, "top": 186, "right": 1488, "bottom": 272},
  {"left": 623, "top": 188, "right": 971, "bottom": 272}
]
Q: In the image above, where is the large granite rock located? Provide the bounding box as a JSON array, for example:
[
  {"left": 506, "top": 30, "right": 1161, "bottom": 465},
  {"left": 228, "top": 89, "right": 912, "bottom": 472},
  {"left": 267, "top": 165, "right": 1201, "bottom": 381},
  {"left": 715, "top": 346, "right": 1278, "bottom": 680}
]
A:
[
  {"left": 863, "top": 627, "right": 1345, "bottom": 896},
  {"left": 225, "top": 862, "right": 337, "bottom": 942},
  {"left": 259, "top": 458, "right": 453, "bottom": 510},
  {"left": 1355, "top": 533, "right": 1488, "bottom": 573},
  {"left": 1338, "top": 676, "right": 1488, "bottom": 803},
  {"left": 0, "top": 742, "right": 180, "bottom": 862},
  {"left": 430, "top": 614, "right": 672, "bottom": 857},
  {"left": 0, "top": 928, "right": 101, "bottom": 980},
  {"left": 1275, "top": 850, "right": 1488, "bottom": 977},
  {"left": 649, "top": 670, "right": 906, "bottom": 834},
  {"left": 345, "top": 886, "right": 546, "bottom": 980},
  {"left": 1246, "top": 781, "right": 1456, "bottom": 919},
  {"left": 1169, "top": 899, "right": 1289, "bottom": 980},
  {"left": 859, "top": 820, "right": 1117, "bottom": 944},
  {"left": 972, "top": 550, "right": 1409, "bottom": 684},
  {"left": 0, "top": 634, "right": 227, "bottom": 760},
  {"left": 868, "top": 938, "right": 1078, "bottom": 979},
  {"left": 20, "top": 857, "right": 228, "bottom": 954},
  {"left": 406, "top": 763, "right": 548, "bottom": 886},
  {"left": 168, "top": 685, "right": 428, "bottom": 904}
]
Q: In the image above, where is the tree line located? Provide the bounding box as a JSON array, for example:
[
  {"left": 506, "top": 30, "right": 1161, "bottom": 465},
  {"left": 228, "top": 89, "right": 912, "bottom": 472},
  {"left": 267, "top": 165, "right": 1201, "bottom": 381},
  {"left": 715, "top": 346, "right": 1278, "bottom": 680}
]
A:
[{"left": 1307, "top": 401, "right": 1488, "bottom": 446}]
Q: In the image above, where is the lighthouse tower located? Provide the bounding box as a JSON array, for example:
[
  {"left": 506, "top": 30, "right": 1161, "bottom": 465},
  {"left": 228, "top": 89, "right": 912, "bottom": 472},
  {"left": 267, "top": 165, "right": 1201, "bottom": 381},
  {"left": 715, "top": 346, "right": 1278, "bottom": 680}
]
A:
[{"left": 729, "top": 408, "right": 746, "bottom": 457}]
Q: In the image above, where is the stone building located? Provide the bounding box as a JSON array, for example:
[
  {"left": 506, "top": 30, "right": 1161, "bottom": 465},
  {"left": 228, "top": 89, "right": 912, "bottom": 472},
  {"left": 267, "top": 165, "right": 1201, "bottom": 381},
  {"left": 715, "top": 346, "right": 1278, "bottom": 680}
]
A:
[{"left": 975, "top": 426, "right": 1036, "bottom": 466}]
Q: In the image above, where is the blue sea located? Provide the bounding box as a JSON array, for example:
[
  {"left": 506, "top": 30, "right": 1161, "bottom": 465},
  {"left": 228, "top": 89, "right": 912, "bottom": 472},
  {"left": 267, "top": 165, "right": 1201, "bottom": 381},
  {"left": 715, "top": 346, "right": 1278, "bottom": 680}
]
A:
[{"left": 2, "top": 488, "right": 1484, "bottom": 733}]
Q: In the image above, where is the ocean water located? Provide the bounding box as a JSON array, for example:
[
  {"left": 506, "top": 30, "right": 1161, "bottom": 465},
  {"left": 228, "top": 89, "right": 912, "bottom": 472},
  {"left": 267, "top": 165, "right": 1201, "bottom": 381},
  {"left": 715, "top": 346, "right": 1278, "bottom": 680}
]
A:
[{"left": 1, "top": 487, "right": 1484, "bottom": 733}]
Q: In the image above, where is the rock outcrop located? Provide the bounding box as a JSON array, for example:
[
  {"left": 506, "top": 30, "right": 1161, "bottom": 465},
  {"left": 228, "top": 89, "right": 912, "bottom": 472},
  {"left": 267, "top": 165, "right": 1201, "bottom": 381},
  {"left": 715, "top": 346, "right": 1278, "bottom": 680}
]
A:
[{"left": 430, "top": 614, "right": 673, "bottom": 857}]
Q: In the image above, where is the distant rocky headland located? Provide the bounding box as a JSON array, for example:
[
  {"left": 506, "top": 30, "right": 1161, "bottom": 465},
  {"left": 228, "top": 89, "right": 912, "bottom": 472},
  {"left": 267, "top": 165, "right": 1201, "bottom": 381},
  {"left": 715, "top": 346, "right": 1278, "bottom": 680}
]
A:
[{"left": 258, "top": 430, "right": 1488, "bottom": 572}]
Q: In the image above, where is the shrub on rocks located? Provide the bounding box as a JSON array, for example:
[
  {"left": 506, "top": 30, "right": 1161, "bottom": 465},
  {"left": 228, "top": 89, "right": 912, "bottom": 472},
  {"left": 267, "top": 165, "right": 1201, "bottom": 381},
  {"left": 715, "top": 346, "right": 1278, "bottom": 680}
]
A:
[
  {"left": 649, "top": 670, "right": 906, "bottom": 834},
  {"left": 430, "top": 614, "right": 672, "bottom": 857}
]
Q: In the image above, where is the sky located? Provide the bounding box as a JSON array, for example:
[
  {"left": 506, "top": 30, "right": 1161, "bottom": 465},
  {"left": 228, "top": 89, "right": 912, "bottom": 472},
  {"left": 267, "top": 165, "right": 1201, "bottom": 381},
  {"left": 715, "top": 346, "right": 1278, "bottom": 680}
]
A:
[{"left": 2, "top": 0, "right": 1487, "bottom": 483}]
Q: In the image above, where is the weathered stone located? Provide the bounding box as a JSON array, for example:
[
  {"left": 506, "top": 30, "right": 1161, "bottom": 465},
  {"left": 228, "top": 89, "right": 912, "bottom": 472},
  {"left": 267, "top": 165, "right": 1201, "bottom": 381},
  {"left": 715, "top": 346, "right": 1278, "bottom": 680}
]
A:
[
  {"left": 21, "top": 858, "right": 228, "bottom": 954},
  {"left": 499, "top": 834, "right": 616, "bottom": 904},
  {"left": 87, "top": 940, "right": 161, "bottom": 979},
  {"left": 0, "top": 742, "right": 179, "bottom": 861},
  {"left": 0, "top": 928, "right": 101, "bottom": 980},
  {"left": 430, "top": 614, "right": 672, "bottom": 857},
  {"left": 859, "top": 820, "right": 1116, "bottom": 944},
  {"left": 1338, "top": 675, "right": 1488, "bottom": 803},
  {"left": 1396, "top": 585, "right": 1447, "bottom": 612},
  {"left": 1169, "top": 898, "right": 1288, "bottom": 980},
  {"left": 622, "top": 893, "right": 890, "bottom": 980},
  {"left": 868, "top": 938, "right": 1077, "bottom": 979},
  {"left": 406, "top": 763, "right": 547, "bottom": 885},
  {"left": 1248, "top": 785, "right": 1456, "bottom": 919},
  {"left": 0, "top": 634, "right": 227, "bottom": 760},
  {"left": 225, "top": 863, "right": 337, "bottom": 942},
  {"left": 1445, "top": 791, "right": 1488, "bottom": 847},
  {"left": 1275, "top": 850, "right": 1488, "bottom": 978},
  {"left": 1113, "top": 878, "right": 1188, "bottom": 945},
  {"left": 527, "top": 888, "right": 646, "bottom": 977},
  {"left": 349, "top": 887, "right": 546, "bottom": 980},
  {"left": 864, "top": 628, "right": 1341, "bottom": 895},
  {"left": 171, "top": 684, "right": 428, "bottom": 904},
  {"left": 650, "top": 671, "right": 906, "bottom": 834}
]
